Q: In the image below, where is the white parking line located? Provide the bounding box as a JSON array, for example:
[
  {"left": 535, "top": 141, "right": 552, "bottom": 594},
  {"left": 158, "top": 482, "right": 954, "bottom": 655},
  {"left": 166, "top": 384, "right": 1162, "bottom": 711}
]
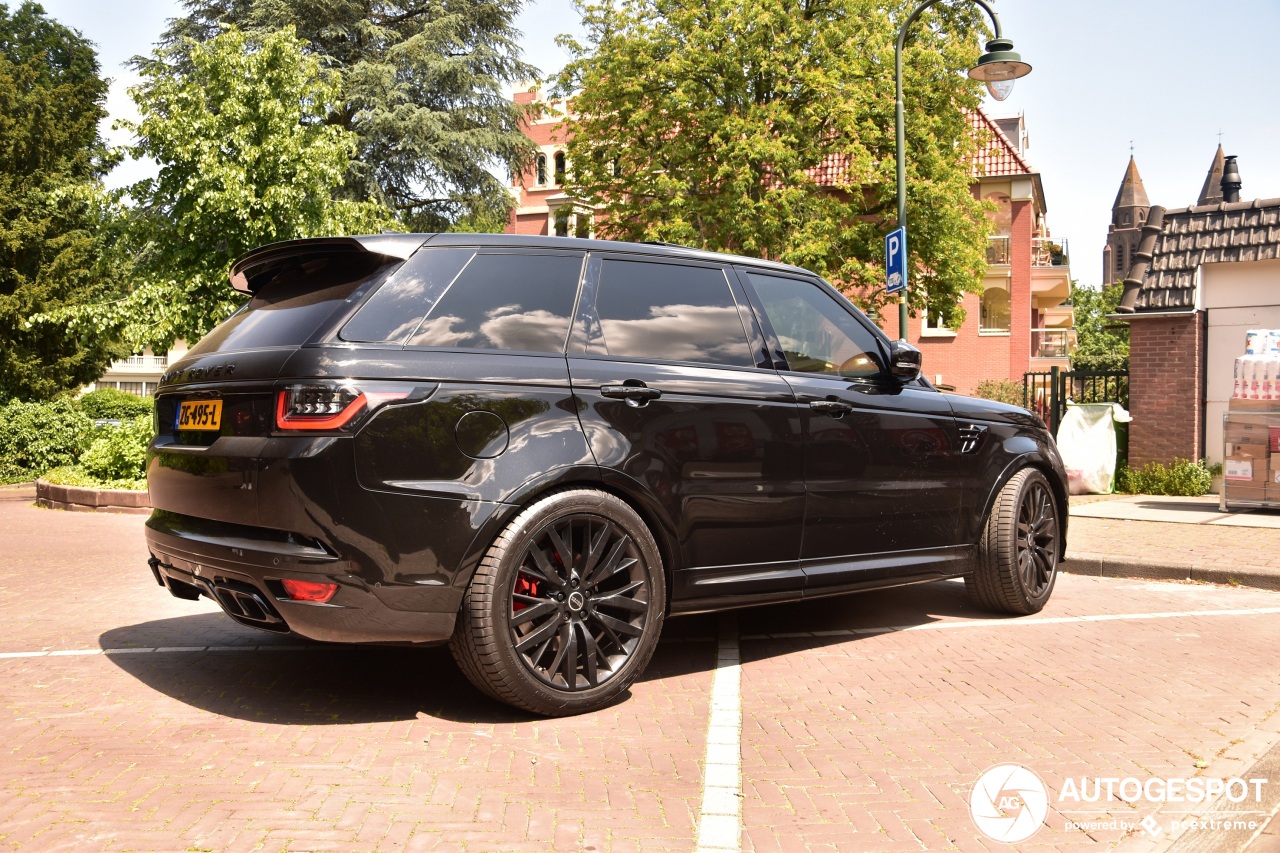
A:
[
  {"left": 739, "top": 606, "right": 1280, "bottom": 641},
  {"left": 695, "top": 613, "right": 742, "bottom": 853}
]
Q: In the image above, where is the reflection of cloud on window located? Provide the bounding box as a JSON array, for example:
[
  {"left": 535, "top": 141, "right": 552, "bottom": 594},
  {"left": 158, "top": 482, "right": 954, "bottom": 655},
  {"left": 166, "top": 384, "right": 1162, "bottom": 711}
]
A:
[
  {"left": 480, "top": 310, "right": 570, "bottom": 352},
  {"left": 601, "top": 304, "right": 750, "bottom": 365},
  {"left": 410, "top": 309, "right": 570, "bottom": 351},
  {"left": 412, "top": 314, "right": 471, "bottom": 347},
  {"left": 382, "top": 317, "right": 426, "bottom": 341}
]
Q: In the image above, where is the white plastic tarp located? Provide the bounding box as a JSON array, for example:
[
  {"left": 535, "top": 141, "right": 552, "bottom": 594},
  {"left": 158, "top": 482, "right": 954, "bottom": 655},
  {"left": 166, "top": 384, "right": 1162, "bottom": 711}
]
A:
[{"left": 1057, "top": 402, "right": 1132, "bottom": 495}]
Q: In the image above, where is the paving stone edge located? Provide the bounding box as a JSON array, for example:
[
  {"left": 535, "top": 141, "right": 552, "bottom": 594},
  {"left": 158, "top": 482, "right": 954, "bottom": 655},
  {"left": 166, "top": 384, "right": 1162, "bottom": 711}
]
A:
[{"left": 1066, "top": 553, "right": 1280, "bottom": 591}]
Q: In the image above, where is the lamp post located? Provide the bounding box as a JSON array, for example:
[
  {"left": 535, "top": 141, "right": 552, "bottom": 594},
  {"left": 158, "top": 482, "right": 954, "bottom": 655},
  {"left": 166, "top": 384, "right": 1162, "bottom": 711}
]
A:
[{"left": 894, "top": 0, "right": 1031, "bottom": 340}]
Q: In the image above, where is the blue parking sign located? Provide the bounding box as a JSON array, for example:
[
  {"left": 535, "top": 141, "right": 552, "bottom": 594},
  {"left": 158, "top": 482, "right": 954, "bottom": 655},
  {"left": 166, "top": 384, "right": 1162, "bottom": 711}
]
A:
[{"left": 885, "top": 226, "right": 907, "bottom": 294}]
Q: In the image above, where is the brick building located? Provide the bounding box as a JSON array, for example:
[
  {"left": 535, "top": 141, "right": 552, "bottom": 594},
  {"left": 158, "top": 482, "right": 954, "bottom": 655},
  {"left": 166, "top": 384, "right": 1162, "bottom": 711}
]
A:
[
  {"left": 1112, "top": 151, "right": 1280, "bottom": 467},
  {"left": 506, "top": 87, "right": 1073, "bottom": 396},
  {"left": 909, "top": 110, "right": 1072, "bottom": 396}
]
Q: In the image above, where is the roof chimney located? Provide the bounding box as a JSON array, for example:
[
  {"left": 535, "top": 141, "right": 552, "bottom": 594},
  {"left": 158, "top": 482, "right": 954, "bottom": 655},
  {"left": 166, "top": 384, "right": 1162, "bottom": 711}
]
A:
[{"left": 1221, "top": 155, "right": 1242, "bottom": 203}]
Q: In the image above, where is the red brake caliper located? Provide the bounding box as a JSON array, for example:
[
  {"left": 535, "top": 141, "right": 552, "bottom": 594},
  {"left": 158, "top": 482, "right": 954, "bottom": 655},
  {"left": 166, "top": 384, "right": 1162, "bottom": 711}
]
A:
[{"left": 513, "top": 575, "right": 539, "bottom": 612}]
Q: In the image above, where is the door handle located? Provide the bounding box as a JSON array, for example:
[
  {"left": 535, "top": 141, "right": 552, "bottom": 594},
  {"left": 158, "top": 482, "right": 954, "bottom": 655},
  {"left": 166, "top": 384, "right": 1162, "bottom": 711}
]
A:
[
  {"left": 600, "top": 384, "right": 663, "bottom": 405},
  {"left": 809, "top": 399, "right": 854, "bottom": 416}
]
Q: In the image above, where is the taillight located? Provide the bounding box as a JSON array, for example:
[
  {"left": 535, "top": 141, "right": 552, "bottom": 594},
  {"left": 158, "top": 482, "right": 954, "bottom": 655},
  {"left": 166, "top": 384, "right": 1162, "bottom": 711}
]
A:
[
  {"left": 281, "top": 579, "right": 339, "bottom": 603},
  {"left": 275, "top": 384, "right": 411, "bottom": 431}
]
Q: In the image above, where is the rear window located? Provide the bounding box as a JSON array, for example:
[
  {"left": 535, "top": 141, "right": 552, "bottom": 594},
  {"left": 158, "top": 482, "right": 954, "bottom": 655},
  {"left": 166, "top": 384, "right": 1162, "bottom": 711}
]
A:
[{"left": 190, "top": 253, "right": 396, "bottom": 355}]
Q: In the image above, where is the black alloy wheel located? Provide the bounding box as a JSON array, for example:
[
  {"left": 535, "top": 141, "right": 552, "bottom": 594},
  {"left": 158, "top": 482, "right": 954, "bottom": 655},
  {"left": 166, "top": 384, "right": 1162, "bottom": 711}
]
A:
[
  {"left": 1015, "top": 477, "right": 1057, "bottom": 599},
  {"left": 450, "top": 489, "right": 666, "bottom": 716},
  {"left": 966, "top": 468, "right": 1060, "bottom": 615}
]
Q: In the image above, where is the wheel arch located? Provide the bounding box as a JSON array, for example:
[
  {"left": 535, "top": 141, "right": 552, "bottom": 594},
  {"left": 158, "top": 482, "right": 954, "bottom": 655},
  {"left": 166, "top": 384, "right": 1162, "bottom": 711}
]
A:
[
  {"left": 978, "top": 452, "right": 1070, "bottom": 560},
  {"left": 454, "top": 467, "right": 683, "bottom": 611}
]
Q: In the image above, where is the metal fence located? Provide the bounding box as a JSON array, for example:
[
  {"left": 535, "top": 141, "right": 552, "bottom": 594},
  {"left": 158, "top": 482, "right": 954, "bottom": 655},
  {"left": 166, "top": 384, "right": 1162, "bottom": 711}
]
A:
[{"left": 1023, "top": 367, "right": 1129, "bottom": 435}]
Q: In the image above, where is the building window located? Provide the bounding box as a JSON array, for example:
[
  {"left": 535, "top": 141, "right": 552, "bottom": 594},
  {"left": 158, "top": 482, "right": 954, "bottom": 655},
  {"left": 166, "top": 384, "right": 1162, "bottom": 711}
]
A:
[
  {"left": 536, "top": 154, "right": 547, "bottom": 186},
  {"left": 550, "top": 205, "right": 593, "bottom": 239},
  {"left": 554, "top": 151, "right": 566, "bottom": 185},
  {"left": 1115, "top": 244, "right": 1125, "bottom": 275},
  {"left": 980, "top": 282, "right": 1011, "bottom": 333},
  {"left": 984, "top": 192, "right": 1011, "bottom": 237},
  {"left": 1122, "top": 212, "right": 1130, "bottom": 225},
  {"left": 920, "top": 302, "right": 958, "bottom": 337}
]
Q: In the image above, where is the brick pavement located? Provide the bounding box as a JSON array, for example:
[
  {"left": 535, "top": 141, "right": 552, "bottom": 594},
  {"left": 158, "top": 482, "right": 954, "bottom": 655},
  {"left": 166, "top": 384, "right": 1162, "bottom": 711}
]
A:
[{"left": 3, "top": 488, "right": 1280, "bottom": 851}]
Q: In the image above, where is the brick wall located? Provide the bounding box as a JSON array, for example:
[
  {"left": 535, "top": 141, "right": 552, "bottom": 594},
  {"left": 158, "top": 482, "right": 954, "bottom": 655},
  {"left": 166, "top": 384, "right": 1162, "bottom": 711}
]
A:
[
  {"left": 1127, "top": 312, "right": 1206, "bottom": 468},
  {"left": 885, "top": 291, "right": 1011, "bottom": 396}
]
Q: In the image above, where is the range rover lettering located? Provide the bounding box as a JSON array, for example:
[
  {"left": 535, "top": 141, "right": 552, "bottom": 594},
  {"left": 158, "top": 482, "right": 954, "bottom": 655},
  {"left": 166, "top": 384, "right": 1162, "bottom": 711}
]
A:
[{"left": 145, "top": 234, "right": 1068, "bottom": 716}]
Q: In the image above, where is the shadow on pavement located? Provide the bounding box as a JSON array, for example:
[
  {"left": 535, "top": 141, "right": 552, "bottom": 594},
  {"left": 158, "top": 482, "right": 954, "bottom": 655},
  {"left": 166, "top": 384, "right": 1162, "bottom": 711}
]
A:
[{"left": 99, "top": 579, "right": 1009, "bottom": 725}]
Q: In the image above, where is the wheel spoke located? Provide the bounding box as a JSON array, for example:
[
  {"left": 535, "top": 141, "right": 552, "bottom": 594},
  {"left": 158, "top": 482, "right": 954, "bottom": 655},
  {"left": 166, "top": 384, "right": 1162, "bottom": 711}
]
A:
[
  {"left": 514, "top": 613, "right": 562, "bottom": 654},
  {"left": 526, "top": 545, "right": 565, "bottom": 589},
  {"left": 593, "top": 610, "right": 643, "bottom": 639},
  {"left": 579, "top": 521, "right": 614, "bottom": 583},
  {"left": 510, "top": 598, "right": 557, "bottom": 627},
  {"left": 592, "top": 611, "right": 627, "bottom": 652},
  {"left": 577, "top": 622, "right": 601, "bottom": 686},
  {"left": 594, "top": 579, "right": 647, "bottom": 613},
  {"left": 559, "top": 621, "right": 579, "bottom": 687},
  {"left": 546, "top": 523, "right": 577, "bottom": 576},
  {"left": 586, "top": 536, "right": 636, "bottom": 589}
]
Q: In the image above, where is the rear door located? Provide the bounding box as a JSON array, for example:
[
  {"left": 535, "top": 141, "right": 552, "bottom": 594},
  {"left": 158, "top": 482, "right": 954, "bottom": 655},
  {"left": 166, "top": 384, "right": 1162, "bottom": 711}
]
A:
[
  {"left": 737, "top": 269, "right": 966, "bottom": 590},
  {"left": 567, "top": 253, "right": 805, "bottom": 601}
]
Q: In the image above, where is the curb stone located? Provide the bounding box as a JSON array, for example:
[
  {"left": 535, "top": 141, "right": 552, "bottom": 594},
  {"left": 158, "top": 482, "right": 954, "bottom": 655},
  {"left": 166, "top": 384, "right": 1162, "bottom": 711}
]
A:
[
  {"left": 1065, "top": 553, "right": 1280, "bottom": 592},
  {"left": 34, "top": 478, "right": 149, "bottom": 514}
]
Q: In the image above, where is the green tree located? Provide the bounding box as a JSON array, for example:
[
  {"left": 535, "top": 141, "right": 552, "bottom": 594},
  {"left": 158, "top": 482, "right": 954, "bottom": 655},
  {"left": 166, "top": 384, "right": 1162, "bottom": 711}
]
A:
[
  {"left": 151, "top": 0, "right": 538, "bottom": 231},
  {"left": 0, "top": 2, "right": 123, "bottom": 402},
  {"left": 106, "top": 26, "right": 393, "bottom": 349},
  {"left": 554, "top": 0, "right": 992, "bottom": 322},
  {"left": 1069, "top": 281, "right": 1129, "bottom": 371}
]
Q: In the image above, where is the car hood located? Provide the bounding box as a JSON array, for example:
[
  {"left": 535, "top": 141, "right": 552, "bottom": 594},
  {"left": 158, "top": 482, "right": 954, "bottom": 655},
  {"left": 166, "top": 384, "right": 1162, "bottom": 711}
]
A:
[{"left": 941, "top": 393, "right": 1049, "bottom": 431}]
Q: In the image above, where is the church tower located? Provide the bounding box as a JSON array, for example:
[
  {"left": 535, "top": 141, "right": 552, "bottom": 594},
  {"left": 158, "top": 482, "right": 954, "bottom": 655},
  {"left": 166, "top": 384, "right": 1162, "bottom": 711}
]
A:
[
  {"left": 1196, "top": 145, "right": 1226, "bottom": 206},
  {"left": 1103, "top": 156, "right": 1150, "bottom": 287}
]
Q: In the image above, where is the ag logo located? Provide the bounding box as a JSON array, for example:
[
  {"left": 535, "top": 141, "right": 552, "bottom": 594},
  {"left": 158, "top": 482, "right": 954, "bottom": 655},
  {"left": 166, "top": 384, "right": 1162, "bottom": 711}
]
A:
[{"left": 969, "top": 763, "right": 1049, "bottom": 843}]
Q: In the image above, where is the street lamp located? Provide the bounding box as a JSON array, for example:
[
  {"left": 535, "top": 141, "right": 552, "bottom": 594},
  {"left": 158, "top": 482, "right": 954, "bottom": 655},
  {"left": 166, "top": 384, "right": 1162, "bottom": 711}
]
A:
[{"left": 894, "top": 0, "right": 1031, "bottom": 340}]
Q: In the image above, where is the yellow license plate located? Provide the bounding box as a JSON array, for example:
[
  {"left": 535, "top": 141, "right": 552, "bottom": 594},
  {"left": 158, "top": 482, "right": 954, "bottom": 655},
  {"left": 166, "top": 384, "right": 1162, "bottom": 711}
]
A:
[{"left": 175, "top": 400, "right": 223, "bottom": 431}]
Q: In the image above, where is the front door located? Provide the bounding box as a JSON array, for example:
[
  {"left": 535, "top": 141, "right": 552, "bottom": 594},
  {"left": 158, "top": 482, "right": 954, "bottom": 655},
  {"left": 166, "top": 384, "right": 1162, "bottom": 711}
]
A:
[{"left": 738, "top": 269, "right": 965, "bottom": 590}]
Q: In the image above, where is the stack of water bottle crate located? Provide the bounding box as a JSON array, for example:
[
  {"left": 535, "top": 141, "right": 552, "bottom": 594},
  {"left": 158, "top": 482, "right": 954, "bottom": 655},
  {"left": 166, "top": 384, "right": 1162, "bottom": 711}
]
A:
[{"left": 1224, "top": 330, "right": 1280, "bottom": 507}]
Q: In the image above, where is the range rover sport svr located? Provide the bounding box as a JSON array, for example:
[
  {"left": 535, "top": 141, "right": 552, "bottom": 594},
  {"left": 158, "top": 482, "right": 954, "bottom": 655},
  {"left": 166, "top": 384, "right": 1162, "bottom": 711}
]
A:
[{"left": 144, "top": 233, "right": 1068, "bottom": 716}]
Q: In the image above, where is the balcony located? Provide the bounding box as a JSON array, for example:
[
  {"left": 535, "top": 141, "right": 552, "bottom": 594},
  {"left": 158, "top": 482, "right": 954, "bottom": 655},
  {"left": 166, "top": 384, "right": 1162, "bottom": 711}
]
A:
[
  {"left": 1032, "top": 238, "right": 1069, "bottom": 268},
  {"left": 986, "top": 236, "right": 1010, "bottom": 265},
  {"left": 119, "top": 355, "right": 169, "bottom": 368},
  {"left": 1032, "top": 328, "right": 1076, "bottom": 359}
]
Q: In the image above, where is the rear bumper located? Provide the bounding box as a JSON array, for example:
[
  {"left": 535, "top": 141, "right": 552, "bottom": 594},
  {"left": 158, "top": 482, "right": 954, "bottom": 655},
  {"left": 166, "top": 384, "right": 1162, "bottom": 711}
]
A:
[{"left": 145, "top": 511, "right": 459, "bottom": 645}]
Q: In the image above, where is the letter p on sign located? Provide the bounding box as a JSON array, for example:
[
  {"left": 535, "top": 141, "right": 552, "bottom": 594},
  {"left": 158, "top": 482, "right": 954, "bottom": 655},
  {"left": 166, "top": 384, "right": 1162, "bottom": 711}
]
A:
[{"left": 885, "top": 226, "right": 907, "bottom": 294}]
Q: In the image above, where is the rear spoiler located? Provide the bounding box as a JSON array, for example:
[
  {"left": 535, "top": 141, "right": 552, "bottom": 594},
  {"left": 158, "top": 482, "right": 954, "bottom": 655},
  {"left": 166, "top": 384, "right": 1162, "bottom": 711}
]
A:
[{"left": 228, "top": 235, "right": 430, "bottom": 295}]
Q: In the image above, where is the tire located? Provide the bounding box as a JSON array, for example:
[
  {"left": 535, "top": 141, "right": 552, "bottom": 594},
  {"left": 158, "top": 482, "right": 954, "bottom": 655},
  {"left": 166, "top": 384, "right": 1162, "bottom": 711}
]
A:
[
  {"left": 449, "top": 489, "right": 667, "bottom": 716},
  {"left": 966, "top": 468, "right": 1060, "bottom": 615}
]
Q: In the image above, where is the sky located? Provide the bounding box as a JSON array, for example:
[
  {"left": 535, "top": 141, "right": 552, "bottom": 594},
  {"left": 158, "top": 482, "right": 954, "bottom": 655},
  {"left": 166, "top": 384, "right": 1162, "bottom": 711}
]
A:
[{"left": 33, "top": 0, "right": 1280, "bottom": 290}]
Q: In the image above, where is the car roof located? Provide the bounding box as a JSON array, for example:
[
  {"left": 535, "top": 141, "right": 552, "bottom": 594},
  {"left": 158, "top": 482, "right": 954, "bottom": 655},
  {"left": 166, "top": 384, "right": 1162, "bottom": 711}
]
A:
[
  {"left": 229, "top": 233, "right": 815, "bottom": 294},
  {"left": 415, "top": 233, "right": 812, "bottom": 276}
]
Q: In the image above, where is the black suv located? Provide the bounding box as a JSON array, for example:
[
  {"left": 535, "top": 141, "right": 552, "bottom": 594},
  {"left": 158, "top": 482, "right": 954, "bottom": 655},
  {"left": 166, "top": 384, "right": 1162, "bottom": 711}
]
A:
[{"left": 145, "top": 234, "right": 1067, "bottom": 715}]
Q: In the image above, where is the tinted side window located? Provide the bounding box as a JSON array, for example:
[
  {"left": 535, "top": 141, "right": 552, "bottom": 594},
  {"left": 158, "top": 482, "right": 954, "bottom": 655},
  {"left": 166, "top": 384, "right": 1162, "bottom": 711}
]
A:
[
  {"left": 747, "top": 272, "right": 885, "bottom": 379},
  {"left": 405, "top": 252, "right": 584, "bottom": 352},
  {"left": 593, "top": 259, "right": 753, "bottom": 367},
  {"left": 341, "top": 248, "right": 474, "bottom": 344}
]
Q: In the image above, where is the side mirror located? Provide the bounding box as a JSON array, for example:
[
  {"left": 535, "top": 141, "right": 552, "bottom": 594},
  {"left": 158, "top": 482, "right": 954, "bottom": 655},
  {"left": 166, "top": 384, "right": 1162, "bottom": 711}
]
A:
[{"left": 888, "top": 339, "right": 922, "bottom": 383}]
